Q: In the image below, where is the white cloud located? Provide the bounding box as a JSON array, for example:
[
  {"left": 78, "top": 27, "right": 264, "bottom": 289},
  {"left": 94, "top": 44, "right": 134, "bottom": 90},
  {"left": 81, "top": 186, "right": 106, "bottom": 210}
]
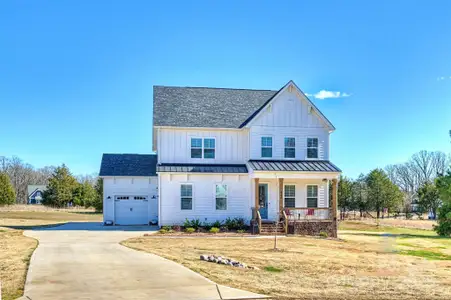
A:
[
  {"left": 437, "top": 76, "right": 445, "bottom": 81},
  {"left": 310, "top": 90, "right": 351, "bottom": 100}
]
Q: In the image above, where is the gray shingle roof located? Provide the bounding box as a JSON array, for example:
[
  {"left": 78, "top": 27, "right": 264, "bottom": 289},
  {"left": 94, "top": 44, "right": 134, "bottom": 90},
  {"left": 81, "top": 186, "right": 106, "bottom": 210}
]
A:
[
  {"left": 157, "top": 163, "right": 248, "bottom": 173},
  {"left": 99, "top": 154, "right": 157, "bottom": 177},
  {"left": 153, "top": 86, "right": 278, "bottom": 128},
  {"left": 248, "top": 160, "right": 341, "bottom": 172}
]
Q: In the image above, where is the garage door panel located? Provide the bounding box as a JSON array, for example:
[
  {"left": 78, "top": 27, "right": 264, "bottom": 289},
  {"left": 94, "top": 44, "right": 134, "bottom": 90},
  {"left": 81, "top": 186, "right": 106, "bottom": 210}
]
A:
[{"left": 114, "top": 195, "right": 148, "bottom": 225}]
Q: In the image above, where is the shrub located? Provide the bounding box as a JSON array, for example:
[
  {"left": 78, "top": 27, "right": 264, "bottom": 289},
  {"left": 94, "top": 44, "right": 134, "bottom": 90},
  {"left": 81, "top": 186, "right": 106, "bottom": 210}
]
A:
[
  {"left": 202, "top": 222, "right": 212, "bottom": 231},
  {"left": 172, "top": 225, "right": 182, "bottom": 232},
  {"left": 162, "top": 226, "right": 171, "bottom": 231},
  {"left": 434, "top": 202, "right": 451, "bottom": 236},
  {"left": 224, "top": 217, "right": 247, "bottom": 230},
  {"left": 319, "top": 231, "right": 328, "bottom": 238},
  {"left": 183, "top": 218, "right": 202, "bottom": 230},
  {"left": 158, "top": 229, "right": 168, "bottom": 234},
  {"left": 237, "top": 229, "right": 246, "bottom": 234},
  {"left": 220, "top": 226, "right": 229, "bottom": 232},
  {"left": 212, "top": 220, "right": 222, "bottom": 228},
  {"left": 209, "top": 227, "right": 220, "bottom": 234},
  {"left": 185, "top": 227, "right": 195, "bottom": 233},
  {"left": 224, "top": 217, "right": 237, "bottom": 230}
]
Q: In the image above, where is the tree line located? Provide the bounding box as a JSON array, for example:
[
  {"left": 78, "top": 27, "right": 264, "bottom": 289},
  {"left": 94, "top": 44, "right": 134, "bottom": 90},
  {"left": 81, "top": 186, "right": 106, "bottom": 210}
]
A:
[
  {"left": 0, "top": 156, "right": 102, "bottom": 211},
  {"left": 337, "top": 150, "right": 451, "bottom": 236}
]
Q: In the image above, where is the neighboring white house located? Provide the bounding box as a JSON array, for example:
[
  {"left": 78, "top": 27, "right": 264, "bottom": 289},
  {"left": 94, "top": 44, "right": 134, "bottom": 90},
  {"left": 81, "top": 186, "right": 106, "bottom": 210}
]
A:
[{"left": 100, "top": 80, "right": 341, "bottom": 231}]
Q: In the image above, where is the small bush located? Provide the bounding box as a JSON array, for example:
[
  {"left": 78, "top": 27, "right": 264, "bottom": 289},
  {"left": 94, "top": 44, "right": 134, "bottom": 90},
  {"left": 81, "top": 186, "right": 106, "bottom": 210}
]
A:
[
  {"left": 237, "top": 229, "right": 246, "bottom": 234},
  {"left": 202, "top": 222, "right": 212, "bottom": 231},
  {"left": 184, "top": 218, "right": 202, "bottom": 230},
  {"left": 319, "top": 231, "right": 328, "bottom": 238},
  {"left": 224, "top": 217, "right": 247, "bottom": 230},
  {"left": 209, "top": 227, "right": 220, "bottom": 234},
  {"left": 162, "top": 225, "right": 171, "bottom": 231},
  {"left": 185, "top": 227, "right": 195, "bottom": 233},
  {"left": 167, "top": 229, "right": 175, "bottom": 234},
  {"left": 172, "top": 225, "right": 182, "bottom": 232},
  {"left": 212, "top": 220, "right": 222, "bottom": 228},
  {"left": 220, "top": 226, "right": 229, "bottom": 232},
  {"left": 158, "top": 229, "right": 168, "bottom": 234}
]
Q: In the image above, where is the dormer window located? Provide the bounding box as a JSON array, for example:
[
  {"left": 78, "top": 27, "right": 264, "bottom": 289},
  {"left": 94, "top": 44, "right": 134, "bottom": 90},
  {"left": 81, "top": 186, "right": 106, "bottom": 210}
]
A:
[
  {"left": 261, "top": 137, "right": 272, "bottom": 158},
  {"left": 307, "top": 138, "right": 318, "bottom": 159}
]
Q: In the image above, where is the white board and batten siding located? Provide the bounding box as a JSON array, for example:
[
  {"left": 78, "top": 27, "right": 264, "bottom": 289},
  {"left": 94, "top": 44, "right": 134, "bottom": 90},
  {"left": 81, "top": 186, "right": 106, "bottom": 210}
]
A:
[
  {"left": 248, "top": 88, "right": 330, "bottom": 160},
  {"left": 157, "top": 128, "right": 249, "bottom": 164},
  {"left": 159, "top": 173, "right": 252, "bottom": 225},
  {"left": 103, "top": 177, "right": 158, "bottom": 225}
]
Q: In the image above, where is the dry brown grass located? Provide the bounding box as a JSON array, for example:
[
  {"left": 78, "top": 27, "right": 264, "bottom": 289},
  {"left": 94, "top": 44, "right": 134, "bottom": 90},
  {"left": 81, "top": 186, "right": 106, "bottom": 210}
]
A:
[
  {"left": 0, "top": 204, "right": 96, "bottom": 212},
  {"left": 0, "top": 228, "right": 37, "bottom": 300},
  {"left": 123, "top": 230, "right": 451, "bottom": 300},
  {"left": 358, "top": 218, "right": 437, "bottom": 230},
  {"left": 0, "top": 210, "right": 102, "bottom": 299}
]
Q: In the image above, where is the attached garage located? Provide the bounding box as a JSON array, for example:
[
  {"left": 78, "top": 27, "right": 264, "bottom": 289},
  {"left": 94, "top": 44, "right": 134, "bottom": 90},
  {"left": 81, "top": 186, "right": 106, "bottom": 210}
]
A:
[{"left": 99, "top": 154, "right": 158, "bottom": 225}]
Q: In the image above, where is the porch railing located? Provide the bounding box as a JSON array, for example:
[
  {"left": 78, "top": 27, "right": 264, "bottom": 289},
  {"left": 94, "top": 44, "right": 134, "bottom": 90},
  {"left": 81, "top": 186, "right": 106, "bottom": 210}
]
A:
[{"left": 284, "top": 207, "right": 331, "bottom": 221}]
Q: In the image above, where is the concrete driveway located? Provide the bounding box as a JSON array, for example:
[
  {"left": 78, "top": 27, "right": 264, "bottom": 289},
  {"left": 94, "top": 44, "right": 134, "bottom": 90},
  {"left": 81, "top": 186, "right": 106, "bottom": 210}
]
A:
[{"left": 23, "top": 222, "right": 265, "bottom": 300}]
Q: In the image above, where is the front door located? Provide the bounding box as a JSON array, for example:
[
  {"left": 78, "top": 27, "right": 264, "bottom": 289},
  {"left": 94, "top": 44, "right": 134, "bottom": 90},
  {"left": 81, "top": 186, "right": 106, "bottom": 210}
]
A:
[{"left": 258, "top": 184, "right": 268, "bottom": 219}]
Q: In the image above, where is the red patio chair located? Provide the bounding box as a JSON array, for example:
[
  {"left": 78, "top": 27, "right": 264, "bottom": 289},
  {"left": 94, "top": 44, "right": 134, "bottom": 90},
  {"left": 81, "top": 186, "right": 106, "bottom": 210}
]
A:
[{"left": 307, "top": 208, "right": 315, "bottom": 219}]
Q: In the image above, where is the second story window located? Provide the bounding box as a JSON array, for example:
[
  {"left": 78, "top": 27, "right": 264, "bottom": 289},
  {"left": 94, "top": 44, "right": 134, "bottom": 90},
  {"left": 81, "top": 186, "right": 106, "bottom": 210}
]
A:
[
  {"left": 261, "top": 137, "right": 272, "bottom": 158},
  {"left": 191, "top": 138, "right": 202, "bottom": 158},
  {"left": 307, "top": 138, "right": 318, "bottom": 159},
  {"left": 203, "top": 138, "right": 215, "bottom": 159},
  {"left": 284, "top": 137, "right": 295, "bottom": 158}
]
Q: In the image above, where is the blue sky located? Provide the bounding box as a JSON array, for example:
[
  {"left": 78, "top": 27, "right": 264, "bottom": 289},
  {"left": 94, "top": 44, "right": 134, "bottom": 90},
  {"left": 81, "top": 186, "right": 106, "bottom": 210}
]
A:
[{"left": 1, "top": 0, "right": 450, "bottom": 178}]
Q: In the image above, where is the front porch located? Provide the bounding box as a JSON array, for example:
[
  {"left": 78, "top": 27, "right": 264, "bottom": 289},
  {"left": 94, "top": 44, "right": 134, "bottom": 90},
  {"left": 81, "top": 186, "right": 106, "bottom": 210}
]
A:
[{"left": 251, "top": 174, "right": 339, "bottom": 237}]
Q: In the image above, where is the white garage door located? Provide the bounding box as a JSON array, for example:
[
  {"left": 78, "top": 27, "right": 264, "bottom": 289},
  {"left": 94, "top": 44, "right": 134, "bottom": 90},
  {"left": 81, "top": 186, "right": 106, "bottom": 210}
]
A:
[{"left": 114, "top": 196, "right": 148, "bottom": 225}]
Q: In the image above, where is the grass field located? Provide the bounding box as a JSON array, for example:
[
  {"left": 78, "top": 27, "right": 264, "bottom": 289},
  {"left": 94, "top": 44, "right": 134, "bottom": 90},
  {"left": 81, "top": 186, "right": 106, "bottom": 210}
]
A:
[
  {"left": 0, "top": 209, "right": 102, "bottom": 300},
  {"left": 123, "top": 221, "right": 451, "bottom": 300}
]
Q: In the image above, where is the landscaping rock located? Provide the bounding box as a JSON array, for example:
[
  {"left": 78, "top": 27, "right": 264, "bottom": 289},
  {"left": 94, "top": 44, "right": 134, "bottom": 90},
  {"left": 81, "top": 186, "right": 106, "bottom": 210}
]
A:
[{"left": 200, "top": 254, "right": 254, "bottom": 269}]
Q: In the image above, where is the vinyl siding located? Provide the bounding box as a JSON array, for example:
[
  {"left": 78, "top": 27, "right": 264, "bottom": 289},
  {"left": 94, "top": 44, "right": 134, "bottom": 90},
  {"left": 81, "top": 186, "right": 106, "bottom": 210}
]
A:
[
  {"left": 158, "top": 128, "right": 249, "bottom": 164},
  {"left": 159, "top": 173, "right": 252, "bottom": 225}
]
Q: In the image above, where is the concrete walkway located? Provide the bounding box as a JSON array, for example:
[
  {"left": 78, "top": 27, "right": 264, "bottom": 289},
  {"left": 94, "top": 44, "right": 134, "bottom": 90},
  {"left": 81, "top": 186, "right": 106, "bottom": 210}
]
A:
[{"left": 23, "top": 222, "right": 265, "bottom": 300}]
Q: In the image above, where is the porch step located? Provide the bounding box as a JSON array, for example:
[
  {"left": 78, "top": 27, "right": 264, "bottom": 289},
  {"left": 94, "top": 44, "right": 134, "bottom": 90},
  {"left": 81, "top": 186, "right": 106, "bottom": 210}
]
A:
[{"left": 259, "top": 222, "right": 286, "bottom": 235}]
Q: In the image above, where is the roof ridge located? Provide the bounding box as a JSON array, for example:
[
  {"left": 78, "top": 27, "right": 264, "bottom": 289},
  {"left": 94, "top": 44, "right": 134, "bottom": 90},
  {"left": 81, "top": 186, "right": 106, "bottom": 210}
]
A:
[{"left": 154, "top": 85, "right": 278, "bottom": 92}]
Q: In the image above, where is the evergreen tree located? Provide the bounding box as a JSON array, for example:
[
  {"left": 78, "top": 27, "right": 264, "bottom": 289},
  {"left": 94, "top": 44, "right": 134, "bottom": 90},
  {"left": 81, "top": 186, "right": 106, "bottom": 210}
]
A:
[
  {"left": 0, "top": 172, "right": 16, "bottom": 205},
  {"left": 417, "top": 182, "right": 441, "bottom": 218},
  {"left": 435, "top": 171, "right": 451, "bottom": 236},
  {"left": 42, "top": 164, "right": 78, "bottom": 207}
]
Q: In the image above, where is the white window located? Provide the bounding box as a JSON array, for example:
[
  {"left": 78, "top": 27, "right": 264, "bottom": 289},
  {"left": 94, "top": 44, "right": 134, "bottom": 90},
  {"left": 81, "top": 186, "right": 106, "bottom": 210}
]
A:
[
  {"left": 307, "top": 185, "right": 318, "bottom": 208},
  {"left": 307, "top": 138, "right": 318, "bottom": 159},
  {"left": 191, "top": 138, "right": 215, "bottom": 159},
  {"left": 191, "top": 138, "right": 202, "bottom": 158},
  {"left": 215, "top": 184, "right": 227, "bottom": 210},
  {"left": 204, "top": 138, "right": 215, "bottom": 159},
  {"left": 261, "top": 137, "right": 272, "bottom": 158},
  {"left": 284, "top": 185, "right": 296, "bottom": 208},
  {"left": 181, "top": 184, "right": 193, "bottom": 210},
  {"left": 284, "top": 137, "right": 295, "bottom": 158}
]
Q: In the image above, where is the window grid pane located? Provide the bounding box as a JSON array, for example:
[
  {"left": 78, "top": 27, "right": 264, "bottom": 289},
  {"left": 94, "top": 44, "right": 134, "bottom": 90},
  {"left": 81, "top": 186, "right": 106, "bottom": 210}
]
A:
[
  {"left": 191, "top": 138, "right": 202, "bottom": 148},
  {"left": 216, "top": 198, "right": 227, "bottom": 210},
  {"left": 284, "top": 185, "right": 295, "bottom": 197},
  {"left": 261, "top": 137, "right": 272, "bottom": 147},
  {"left": 181, "top": 198, "right": 192, "bottom": 210},
  {"left": 307, "top": 148, "right": 318, "bottom": 159},
  {"left": 307, "top": 197, "right": 317, "bottom": 208},
  {"left": 261, "top": 147, "right": 272, "bottom": 158},
  {"left": 181, "top": 185, "right": 192, "bottom": 197},
  {"left": 204, "top": 138, "right": 215, "bottom": 149},
  {"left": 307, "top": 185, "right": 318, "bottom": 197},
  {"left": 204, "top": 149, "right": 215, "bottom": 159},
  {"left": 285, "top": 148, "right": 295, "bottom": 158},
  {"left": 307, "top": 138, "right": 318, "bottom": 147},
  {"left": 284, "top": 137, "right": 295, "bottom": 147},
  {"left": 284, "top": 198, "right": 295, "bottom": 208}
]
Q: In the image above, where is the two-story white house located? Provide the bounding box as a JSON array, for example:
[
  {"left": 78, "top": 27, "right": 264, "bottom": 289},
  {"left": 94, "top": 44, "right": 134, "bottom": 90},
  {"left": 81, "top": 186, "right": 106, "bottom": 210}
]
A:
[{"left": 100, "top": 80, "right": 341, "bottom": 236}]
